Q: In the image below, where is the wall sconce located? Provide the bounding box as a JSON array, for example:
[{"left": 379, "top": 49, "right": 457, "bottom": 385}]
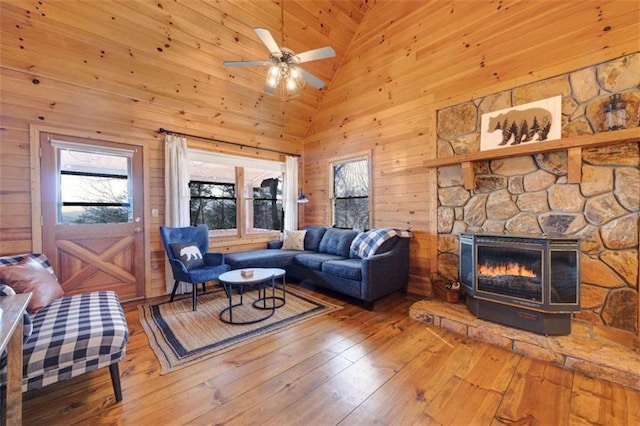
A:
[
  {"left": 604, "top": 94, "right": 627, "bottom": 131},
  {"left": 297, "top": 189, "right": 309, "bottom": 203}
]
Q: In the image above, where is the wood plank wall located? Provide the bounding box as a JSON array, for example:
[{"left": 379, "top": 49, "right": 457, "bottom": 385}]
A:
[
  {"left": 1, "top": 0, "right": 638, "bottom": 298},
  {"left": 302, "top": 0, "right": 640, "bottom": 295},
  {"left": 0, "top": 70, "right": 286, "bottom": 298}
]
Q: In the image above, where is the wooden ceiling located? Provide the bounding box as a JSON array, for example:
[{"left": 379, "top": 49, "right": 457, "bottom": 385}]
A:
[
  {"left": 1, "top": 0, "right": 368, "bottom": 149},
  {"left": 1, "top": 0, "right": 638, "bottom": 157}
]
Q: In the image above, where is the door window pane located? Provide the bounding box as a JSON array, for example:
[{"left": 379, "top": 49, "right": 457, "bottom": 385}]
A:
[{"left": 58, "top": 149, "right": 132, "bottom": 224}]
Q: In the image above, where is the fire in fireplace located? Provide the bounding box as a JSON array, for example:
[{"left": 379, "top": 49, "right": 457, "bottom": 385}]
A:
[{"left": 459, "top": 233, "right": 580, "bottom": 335}]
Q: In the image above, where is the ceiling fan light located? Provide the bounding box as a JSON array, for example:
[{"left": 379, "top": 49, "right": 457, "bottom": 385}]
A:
[
  {"left": 266, "top": 75, "right": 279, "bottom": 88},
  {"left": 266, "top": 66, "right": 281, "bottom": 89},
  {"left": 286, "top": 80, "right": 300, "bottom": 98},
  {"left": 286, "top": 76, "right": 297, "bottom": 91}
]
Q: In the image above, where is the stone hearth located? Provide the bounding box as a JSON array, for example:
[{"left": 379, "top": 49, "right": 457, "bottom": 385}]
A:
[{"left": 410, "top": 299, "right": 640, "bottom": 390}]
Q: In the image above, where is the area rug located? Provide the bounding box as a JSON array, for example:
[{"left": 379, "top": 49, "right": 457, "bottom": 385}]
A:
[{"left": 139, "top": 287, "right": 342, "bottom": 374}]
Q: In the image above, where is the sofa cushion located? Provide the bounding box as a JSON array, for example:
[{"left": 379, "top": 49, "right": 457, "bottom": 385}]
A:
[
  {"left": 318, "top": 228, "right": 358, "bottom": 257},
  {"left": 282, "top": 230, "right": 306, "bottom": 250},
  {"left": 303, "top": 225, "right": 328, "bottom": 252},
  {"left": 0, "top": 257, "right": 65, "bottom": 314},
  {"left": 293, "top": 253, "right": 346, "bottom": 271},
  {"left": 322, "top": 259, "right": 362, "bottom": 281},
  {"left": 350, "top": 228, "right": 399, "bottom": 259},
  {"left": 225, "top": 249, "right": 303, "bottom": 269}
]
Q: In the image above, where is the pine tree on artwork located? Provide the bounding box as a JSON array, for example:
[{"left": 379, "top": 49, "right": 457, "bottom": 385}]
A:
[
  {"left": 509, "top": 121, "right": 520, "bottom": 145},
  {"left": 540, "top": 121, "right": 552, "bottom": 140},
  {"left": 530, "top": 116, "right": 540, "bottom": 140}
]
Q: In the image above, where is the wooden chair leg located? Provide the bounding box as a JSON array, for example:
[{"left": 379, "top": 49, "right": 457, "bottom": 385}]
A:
[
  {"left": 109, "top": 363, "right": 123, "bottom": 402},
  {"left": 201, "top": 282, "right": 206, "bottom": 293}
]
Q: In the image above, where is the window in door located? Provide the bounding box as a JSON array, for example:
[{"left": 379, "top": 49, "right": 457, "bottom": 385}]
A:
[
  {"left": 331, "top": 156, "right": 371, "bottom": 230},
  {"left": 56, "top": 144, "right": 133, "bottom": 225}
]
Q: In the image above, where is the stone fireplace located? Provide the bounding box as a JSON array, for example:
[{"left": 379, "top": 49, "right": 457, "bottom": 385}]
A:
[
  {"left": 459, "top": 233, "right": 580, "bottom": 335},
  {"left": 434, "top": 53, "right": 639, "bottom": 335}
]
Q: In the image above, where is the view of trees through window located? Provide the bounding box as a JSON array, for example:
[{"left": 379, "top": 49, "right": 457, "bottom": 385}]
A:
[
  {"left": 333, "top": 157, "right": 369, "bottom": 230},
  {"left": 58, "top": 149, "right": 132, "bottom": 225},
  {"left": 189, "top": 181, "right": 237, "bottom": 229},
  {"left": 188, "top": 162, "right": 283, "bottom": 233},
  {"left": 252, "top": 177, "right": 283, "bottom": 231}
]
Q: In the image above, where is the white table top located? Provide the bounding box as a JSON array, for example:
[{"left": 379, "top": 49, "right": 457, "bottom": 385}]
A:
[
  {"left": 262, "top": 268, "right": 286, "bottom": 278},
  {"left": 219, "top": 268, "right": 276, "bottom": 285}
]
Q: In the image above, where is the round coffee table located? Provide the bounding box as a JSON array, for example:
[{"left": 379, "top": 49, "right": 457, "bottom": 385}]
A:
[{"left": 218, "top": 268, "right": 277, "bottom": 325}]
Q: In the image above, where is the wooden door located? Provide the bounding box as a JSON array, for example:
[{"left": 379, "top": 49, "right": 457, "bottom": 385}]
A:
[{"left": 40, "top": 132, "right": 145, "bottom": 300}]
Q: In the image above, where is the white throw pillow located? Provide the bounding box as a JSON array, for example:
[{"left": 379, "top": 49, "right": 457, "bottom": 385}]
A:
[{"left": 281, "top": 230, "right": 307, "bottom": 250}]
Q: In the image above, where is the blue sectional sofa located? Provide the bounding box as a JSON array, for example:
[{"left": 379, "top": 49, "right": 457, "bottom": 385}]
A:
[{"left": 224, "top": 226, "right": 411, "bottom": 309}]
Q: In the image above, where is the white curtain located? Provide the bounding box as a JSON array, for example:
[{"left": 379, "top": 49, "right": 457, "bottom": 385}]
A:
[
  {"left": 164, "top": 134, "right": 191, "bottom": 293},
  {"left": 284, "top": 155, "right": 299, "bottom": 231}
]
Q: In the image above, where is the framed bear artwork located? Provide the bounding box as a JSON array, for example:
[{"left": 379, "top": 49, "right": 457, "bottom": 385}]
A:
[{"left": 480, "top": 95, "right": 561, "bottom": 151}]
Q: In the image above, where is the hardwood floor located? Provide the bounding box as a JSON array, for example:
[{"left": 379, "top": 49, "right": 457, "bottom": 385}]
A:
[{"left": 22, "top": 286, "right": 640, "bottom": 425}]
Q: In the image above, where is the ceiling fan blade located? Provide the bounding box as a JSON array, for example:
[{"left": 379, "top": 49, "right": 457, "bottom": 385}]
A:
[
  {"left": 254, "top": 28, "right": 283, "bottom": 58},
  {"left": 299, "top": 68, "right": 326, "bottom": 89},
  {"left": 295, "top": 46, "right": 336, "bottom": 63},
  {"left": 223, "top": 60, "right": 271, "bottom": 67}
]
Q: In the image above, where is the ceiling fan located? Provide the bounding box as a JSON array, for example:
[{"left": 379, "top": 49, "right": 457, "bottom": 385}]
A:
[{"left": 223, "top": 28, "right": 336, "bottom": 97}]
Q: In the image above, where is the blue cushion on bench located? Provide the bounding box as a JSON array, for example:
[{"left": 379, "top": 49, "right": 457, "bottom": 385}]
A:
[{"left": 0, "top": 290, "right": 128, "bottom": 392}]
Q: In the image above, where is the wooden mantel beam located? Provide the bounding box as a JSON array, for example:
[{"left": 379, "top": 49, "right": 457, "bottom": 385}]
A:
[{"left": 424, "top": 127, "right": 640, "bottom": 169}]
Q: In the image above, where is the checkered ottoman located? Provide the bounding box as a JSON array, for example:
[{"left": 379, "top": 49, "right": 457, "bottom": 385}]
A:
[{"left": 0, "top": 254, "right": 129, "bottom": 401}]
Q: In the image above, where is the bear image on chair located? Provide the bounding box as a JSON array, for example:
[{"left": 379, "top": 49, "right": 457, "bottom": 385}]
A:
[{"left": 159, "top": 224, "right": 231, "bottom": 311}]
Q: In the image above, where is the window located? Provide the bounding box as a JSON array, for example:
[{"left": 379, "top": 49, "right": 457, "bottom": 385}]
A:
[
  {"left": 189, "top": 180, "right": 237, "bottom": 229},
  {"left": 55, "top": 143, "right": 133, "bottom": 225},
  {"left": 331, "top": 156, "right": 370, "bottom": 230},
  {"left": 246, "top": 167, "right": 283, "bottom": 232},
  {"left": 188, "top": 151, "right": 284, "bottom": 235}
]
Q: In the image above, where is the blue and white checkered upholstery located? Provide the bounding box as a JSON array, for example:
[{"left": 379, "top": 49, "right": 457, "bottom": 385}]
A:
[
  {"left": 350, "top": 229, "right": 399, "bottom": 258},
  {"left": 0, "top": 253, "right": 128, "bottom": 392}
]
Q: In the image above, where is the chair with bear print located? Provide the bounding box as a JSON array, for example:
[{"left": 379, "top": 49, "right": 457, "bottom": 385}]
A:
[{"left": 159, "top": 225, "right": 231, "bottom": 311}]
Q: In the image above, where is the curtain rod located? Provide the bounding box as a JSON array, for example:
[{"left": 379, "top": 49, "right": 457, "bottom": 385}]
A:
[{"left": 158, "top": 128, "right": 301, "bottom": 157}]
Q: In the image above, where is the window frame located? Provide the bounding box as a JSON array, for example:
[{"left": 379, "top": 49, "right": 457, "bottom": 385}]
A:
[
  {"left": 188, "top": 150, "right": 284, "bottom": 238},
  {"left": 188, "top": 179, "right": 238, "bottom": 231},
  {"left": 53, "top": 140, "right": 135, "bottom": 225},
  {"left": 329, "top": 153, "right": 372, "bottom": 230}
]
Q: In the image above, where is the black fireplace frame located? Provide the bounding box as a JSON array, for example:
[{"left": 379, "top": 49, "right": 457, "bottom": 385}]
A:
[{"left": 459, "top": 233, "right": 580, "bottom": 335}]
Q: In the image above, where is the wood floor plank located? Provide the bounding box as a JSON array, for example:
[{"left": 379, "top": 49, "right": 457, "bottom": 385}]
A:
[
  {"left": 194, "top": 351, "right": 354, "bottom": 424},
  {"left": 569, "top": 373, "right": 640, "bottom": 425},
  {"left": 260, "top": 318, "right": 441, "bottom": 425},
  {"left": 492, "top": 357, "right": 574, "bottom": 426},
  {"left": 19, "top": 289, "right": 640, "bottom": 426},
  {"left": 338, "top": 333, "right": 453, "bottom": 425}
]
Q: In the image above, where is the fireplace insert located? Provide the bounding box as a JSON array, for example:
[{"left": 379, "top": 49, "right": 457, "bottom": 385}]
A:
[{"left": 459, "top": 233, "right": 580, "bottom": 335}]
